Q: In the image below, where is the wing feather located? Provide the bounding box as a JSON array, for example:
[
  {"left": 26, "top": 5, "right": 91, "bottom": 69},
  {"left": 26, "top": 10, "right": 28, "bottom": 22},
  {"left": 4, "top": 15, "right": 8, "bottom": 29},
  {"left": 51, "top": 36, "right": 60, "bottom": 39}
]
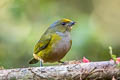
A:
[{"left": 34, "top": 35, "right": 51, "bottom": 54}]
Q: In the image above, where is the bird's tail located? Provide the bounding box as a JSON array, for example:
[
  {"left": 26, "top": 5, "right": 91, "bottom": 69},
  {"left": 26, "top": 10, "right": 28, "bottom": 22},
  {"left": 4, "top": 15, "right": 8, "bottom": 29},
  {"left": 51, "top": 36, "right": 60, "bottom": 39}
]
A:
[{"left": 29, "top": 58, "right": 39, "bottom": 64}]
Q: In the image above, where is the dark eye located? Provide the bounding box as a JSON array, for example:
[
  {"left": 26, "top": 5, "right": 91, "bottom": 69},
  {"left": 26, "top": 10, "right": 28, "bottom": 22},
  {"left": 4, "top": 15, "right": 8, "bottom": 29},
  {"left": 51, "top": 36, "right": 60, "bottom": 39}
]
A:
[{"left": 61, "top": 22, "right": 66, "bottom": 25}]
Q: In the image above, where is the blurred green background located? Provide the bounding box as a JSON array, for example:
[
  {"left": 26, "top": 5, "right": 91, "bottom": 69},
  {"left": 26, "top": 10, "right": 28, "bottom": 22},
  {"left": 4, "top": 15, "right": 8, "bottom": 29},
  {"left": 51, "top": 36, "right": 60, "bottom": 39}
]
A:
[{"left": 0, "top": 0, "right": 120, "bottom": 68}]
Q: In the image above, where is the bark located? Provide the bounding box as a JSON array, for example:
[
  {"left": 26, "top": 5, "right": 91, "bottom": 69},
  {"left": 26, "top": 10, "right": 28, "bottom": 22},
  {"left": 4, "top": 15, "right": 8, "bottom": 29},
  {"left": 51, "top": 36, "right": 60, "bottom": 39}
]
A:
[{"left": 0, "top": 61, "right": 120, "bottom": 80}]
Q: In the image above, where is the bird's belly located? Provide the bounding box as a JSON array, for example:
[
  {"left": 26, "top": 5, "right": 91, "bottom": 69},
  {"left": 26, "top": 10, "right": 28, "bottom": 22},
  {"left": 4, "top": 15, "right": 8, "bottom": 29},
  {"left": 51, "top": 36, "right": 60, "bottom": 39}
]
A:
[{"left": 43, "top": 37, "right": 72, "bottom": 62}]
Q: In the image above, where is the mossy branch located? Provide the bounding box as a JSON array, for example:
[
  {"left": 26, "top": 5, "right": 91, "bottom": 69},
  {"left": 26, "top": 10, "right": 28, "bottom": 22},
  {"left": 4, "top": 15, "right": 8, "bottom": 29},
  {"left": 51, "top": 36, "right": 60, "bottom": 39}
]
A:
[{"left": 0, "top": 61, "right": 120, "bottom": 80}]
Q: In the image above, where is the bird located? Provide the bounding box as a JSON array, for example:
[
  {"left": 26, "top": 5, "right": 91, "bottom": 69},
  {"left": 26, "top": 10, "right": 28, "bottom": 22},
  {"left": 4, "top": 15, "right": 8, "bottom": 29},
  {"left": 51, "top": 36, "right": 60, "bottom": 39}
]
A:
[{"left": 29, "top": 18, "right": 75, "bottom": 66}]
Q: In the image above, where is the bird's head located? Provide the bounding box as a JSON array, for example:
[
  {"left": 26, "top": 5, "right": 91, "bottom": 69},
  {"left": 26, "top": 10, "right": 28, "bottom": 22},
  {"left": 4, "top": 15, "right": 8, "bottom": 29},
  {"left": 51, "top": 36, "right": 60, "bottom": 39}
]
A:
[{"left": 50, "top": 18, "right": 75, "bottom": 32}]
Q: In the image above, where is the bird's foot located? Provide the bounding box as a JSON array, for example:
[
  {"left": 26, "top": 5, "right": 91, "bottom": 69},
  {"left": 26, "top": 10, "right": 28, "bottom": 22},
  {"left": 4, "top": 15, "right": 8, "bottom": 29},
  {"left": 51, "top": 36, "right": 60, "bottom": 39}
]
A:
[{"left": 58, "top": 61, "right": 66, "bottom": 65}]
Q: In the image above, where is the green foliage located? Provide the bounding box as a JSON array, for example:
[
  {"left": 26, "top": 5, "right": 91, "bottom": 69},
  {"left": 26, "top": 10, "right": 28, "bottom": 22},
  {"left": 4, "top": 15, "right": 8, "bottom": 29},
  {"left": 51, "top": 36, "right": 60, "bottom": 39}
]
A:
[
  {"left": 109, "top": 46, "right": 120, "bottom": 67},
  {"left": 109, "top": 46, "right": 117, "bottom": 61}
]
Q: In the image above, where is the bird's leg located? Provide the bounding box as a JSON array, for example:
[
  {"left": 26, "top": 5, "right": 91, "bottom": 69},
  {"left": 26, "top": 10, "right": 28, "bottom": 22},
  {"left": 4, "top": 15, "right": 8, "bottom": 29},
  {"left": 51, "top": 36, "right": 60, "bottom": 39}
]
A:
[{"left": 40, "top": 59, "right": 43, "bottom": 67}]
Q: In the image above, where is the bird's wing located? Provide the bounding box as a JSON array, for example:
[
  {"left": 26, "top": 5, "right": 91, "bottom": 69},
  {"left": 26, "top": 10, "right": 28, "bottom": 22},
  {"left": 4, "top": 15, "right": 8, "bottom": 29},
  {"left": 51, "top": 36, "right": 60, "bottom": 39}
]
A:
[
  {"left": 34, "top": 34, "right": 51, "bottom": 54},
  {"left": 34, "top": 33, "right": 62, "bottom": 54}
]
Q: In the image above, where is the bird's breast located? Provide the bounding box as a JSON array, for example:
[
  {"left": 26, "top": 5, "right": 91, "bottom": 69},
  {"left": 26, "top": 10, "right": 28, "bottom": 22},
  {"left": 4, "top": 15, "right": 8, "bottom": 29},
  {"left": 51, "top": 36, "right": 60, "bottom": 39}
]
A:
[
  {"left": 53, "top": 34, "right": 71, "bottom": 53},
  {"left": 48, "top": 31, "right": 72, "bottom": 62}
]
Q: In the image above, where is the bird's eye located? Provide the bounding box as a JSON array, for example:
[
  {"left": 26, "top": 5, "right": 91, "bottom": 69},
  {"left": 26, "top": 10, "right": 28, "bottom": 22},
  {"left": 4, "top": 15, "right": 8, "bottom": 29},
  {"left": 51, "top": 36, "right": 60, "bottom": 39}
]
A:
[{"left": 61, "top": 22, "right": 66, "bottom": 25}]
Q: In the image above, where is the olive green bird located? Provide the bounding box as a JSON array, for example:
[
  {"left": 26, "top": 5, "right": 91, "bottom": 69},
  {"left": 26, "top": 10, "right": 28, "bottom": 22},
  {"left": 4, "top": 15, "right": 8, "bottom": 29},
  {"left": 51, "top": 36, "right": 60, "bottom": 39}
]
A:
[{"left": 29, "top": 18, "right": 75, "bottom": 66}]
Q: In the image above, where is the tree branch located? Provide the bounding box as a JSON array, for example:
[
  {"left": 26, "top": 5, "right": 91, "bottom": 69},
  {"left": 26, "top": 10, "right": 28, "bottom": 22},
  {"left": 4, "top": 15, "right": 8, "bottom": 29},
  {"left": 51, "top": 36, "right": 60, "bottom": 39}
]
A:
[{"left": 0, "top": 61, "right": 120, "bottom": 80}]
